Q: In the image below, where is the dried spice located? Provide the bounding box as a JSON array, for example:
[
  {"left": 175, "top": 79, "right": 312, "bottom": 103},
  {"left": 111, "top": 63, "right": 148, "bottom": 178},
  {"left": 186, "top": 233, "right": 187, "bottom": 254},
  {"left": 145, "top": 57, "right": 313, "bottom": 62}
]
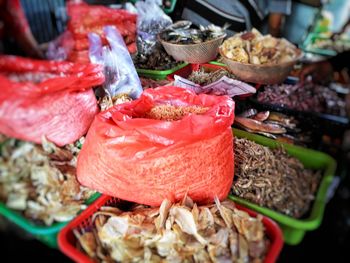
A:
[
  {"left": 142, "top": 105, "right": 209, "bottom": 121},
  {"left": 188, "top": 68, "right": 236, "bottom": 86},
  {"left": 220, "top": 29, "right": 298, "bottom": 65},
  {"left": 257, "top": 82, "right": 346, "bottom": 116},
  {"left": 0, "top": 137, "right": 95, "bottom": 225},
  {"left": 232, "top": 138, "right": 322, "bottom": 218},
  {"left": 74, "top": 197, "right": 269, "bottom": 262}
]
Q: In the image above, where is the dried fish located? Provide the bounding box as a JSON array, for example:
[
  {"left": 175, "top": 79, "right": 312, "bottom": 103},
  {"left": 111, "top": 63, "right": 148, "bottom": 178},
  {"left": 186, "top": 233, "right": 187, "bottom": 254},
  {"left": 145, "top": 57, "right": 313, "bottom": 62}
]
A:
[
  {"left": 160, "top": 21, "right": 226, "bottom": 44},
  {"left": 0, "top": 137, "right": 95, "bottom": 225},
  {"left": 232, "top": 138, "right": 322, "bottom": 218},
  {"left": 74, "top": 198, "right": 269, "bottom": 262},
  {"left": 235, "top": 117, "right": 286, "bottom": 134},
  {"left": 220, "top": 28, "right": 298, "bottom": 65},
  {"left": 142, "top": 105, "right": 209, "bottom": 121}
]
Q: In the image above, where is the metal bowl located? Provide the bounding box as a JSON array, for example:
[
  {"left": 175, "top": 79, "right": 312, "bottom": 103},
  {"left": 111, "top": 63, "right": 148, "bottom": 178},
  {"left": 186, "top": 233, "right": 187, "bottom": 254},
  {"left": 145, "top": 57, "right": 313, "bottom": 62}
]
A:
[
  {"left": 219, "top": 48, "right": 303, "bottom": 84},
  {"left": 159, "top": 34, "right": 226, "bottom": 64}
]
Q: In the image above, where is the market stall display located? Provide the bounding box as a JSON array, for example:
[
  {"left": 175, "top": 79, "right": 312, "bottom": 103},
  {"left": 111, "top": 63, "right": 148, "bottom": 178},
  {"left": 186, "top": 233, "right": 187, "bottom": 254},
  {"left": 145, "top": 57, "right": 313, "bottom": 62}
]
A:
[
  {"left": 219, "top": 29, "right": 302, "bottom": 84},
  {"left": 58, "top": 195, "right": 283, "bottom": 263},
  {"left": 230, "top": 129, "right": 336, "bottom": 245}
]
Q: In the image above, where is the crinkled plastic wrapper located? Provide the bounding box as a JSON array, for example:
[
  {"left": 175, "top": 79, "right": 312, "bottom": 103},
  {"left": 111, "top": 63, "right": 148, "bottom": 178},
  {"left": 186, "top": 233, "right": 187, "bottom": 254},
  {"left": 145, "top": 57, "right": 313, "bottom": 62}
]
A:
[
  {"left": 0, "top": 55, "right": 105, "bottom": 146},
  {"left": 77, "top": 86, "right": 235, "bottom": 206}
]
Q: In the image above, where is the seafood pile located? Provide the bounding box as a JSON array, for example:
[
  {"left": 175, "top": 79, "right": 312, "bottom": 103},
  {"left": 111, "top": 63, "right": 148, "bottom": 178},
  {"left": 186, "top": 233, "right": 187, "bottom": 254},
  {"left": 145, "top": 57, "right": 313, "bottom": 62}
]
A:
[
  {"left": 220, "top": 29, "right": 298, "bottom": 65},
  {"left": 143, "top": 105, "right": 209, "bottom": 121},
  {"left": 74, "top": 197, "right": 269, "bottom": 262},
  {"left": 0, "top": 138, "right": 95, "bottom": 225},
  {"left": 257, "top": 82, "right": 346, "bottom": 116},
  {"left": 235, "top": 109, "right": 311, "bottom": 145},
  {"left": 188, "top": 68, "right": 236, "bottom": 86},
  {"left": 232, "top": 138, "right": 322, "bottom": 218},
  {"left": 98, "top": 94, "right": 132, "bottom": 111},
  {"left": 159, "top": 21, "right": 226, "bottom": 44}
]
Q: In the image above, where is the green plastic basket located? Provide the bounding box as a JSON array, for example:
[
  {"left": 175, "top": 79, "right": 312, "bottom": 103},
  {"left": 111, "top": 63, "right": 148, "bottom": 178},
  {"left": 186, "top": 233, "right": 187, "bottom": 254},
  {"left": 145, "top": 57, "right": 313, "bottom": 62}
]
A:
[
  {"left": 137, "top": 62, "right": 188, "bottom": 80},
  {"left": 302, "top": 33, "right": 350, "bottom": 57},
  {"left": 230, "top": 128, "right": 337, "bottom": 245},
  {"left": 0, "top": 192, "right": 100, "bottom": 248}
]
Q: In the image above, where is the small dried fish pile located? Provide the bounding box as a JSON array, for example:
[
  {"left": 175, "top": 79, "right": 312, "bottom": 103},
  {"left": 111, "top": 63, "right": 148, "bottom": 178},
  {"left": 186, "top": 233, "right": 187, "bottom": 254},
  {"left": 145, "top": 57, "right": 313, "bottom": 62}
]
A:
[
  {"left": 0, "top": 138, "right": 95, "bottom": 225},
  {"left": 143, "top": 105, "right": 209, "bottom": 121},
  {"left": 257, "top": 82, "right": 346, "bottom": 116},
  {"left": 235, "top": 109, "right": 311, "bottom": 145},
  {"left": 159, "top": 21, "right": 226, "bottom": 44},
  {"left": 220, "top": 28, "right": 298, "bottom": 65},
  {"left": 232, "top": 138, "right": 322, "bottom": 218},
  {"left": 140, "top": 77, "right": 171, "bottom": 90},
  {"left": 74, "top": 198, "right": 269, "bottom": 262},
  {"left": 188, "top": 68, "right": 236, "bottom": 86},
  {"left": 132, "top": 46, "right": 181, "bottom": 70}
]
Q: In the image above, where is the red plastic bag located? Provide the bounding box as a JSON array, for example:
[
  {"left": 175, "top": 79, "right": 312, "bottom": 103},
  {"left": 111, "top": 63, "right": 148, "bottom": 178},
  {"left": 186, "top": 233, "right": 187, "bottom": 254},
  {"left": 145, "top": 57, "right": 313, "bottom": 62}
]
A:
[
  {"left": 0, "top": 55, "right": 105, "bottom": 146},
  {"left": 77, "top": 87, "right": 235, "bottom": 206}
]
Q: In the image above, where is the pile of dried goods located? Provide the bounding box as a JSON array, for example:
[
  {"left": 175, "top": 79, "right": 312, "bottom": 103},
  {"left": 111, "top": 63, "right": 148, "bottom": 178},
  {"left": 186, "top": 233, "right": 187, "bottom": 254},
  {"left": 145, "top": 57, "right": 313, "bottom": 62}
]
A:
[
  {"left": 0, "top": 138, "right": 95, "bottom": 225},
  {"left": 74, "top": 197, "right": 270, "bottom": 262},
  {"left": 220, "top": 29, "right": 298, "bottom": 65},
  {"left": 133, "top": 46, "right": 181, "bottom": 70},
  {"left": 232, "top": 138, "right": 322, "bottom": 218},
  {"left": 310, "top": 38, "right": 350, "bottom": 53},
  {"left": 188, "top": 68, "right": 236, "bottom": 86},
  {"left": 140, "top": 77, "right": 171, "bottom": 90},
  {"left": 159, "top": 21, "right": 225, "bottom": 44},
  {"left": 257, "top": 82, "right": 346, "bottom": 116}
]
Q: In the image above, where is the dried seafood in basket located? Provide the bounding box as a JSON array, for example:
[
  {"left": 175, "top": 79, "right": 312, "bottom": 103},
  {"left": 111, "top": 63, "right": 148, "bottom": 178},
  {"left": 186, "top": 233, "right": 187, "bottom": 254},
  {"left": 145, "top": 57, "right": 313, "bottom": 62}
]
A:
[
  {"left": 159, "top": 21, "right": 226, "bottom": 44},
  {"left": 74, "top": 197, "right": 270, "bottom": 262},
  {"left": 232, "top": 138, "right": 322, "bottom": 218},
  {"left": 0, "top": 137, "right": 95, "bottom": 226},
  {"left": 220, "top": 28, "right": 299, "bottom": 65},
  {"left": 257, "top": 82, "right": 346, "bottom": 116}
]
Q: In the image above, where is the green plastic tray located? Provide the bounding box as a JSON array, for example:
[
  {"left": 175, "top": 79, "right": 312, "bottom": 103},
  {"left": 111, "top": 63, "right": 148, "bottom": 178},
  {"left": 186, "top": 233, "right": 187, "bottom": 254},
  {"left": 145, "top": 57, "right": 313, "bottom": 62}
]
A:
[
  {"left": 0, "top": 192, "right": 100, "bottom": 248},
  {"left": 230, "top": 128, "right": 337, "bottom": 245},
  {"left": 137, "top": 62, "right": 188, "bottom": 80},
  {"left": 302, "top": 33, "right": 350, "bottom": 57}
]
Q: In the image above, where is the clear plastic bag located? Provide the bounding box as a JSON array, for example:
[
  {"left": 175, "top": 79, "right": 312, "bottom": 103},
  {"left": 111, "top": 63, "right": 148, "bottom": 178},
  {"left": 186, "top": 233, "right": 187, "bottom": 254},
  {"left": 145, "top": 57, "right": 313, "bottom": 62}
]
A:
[
  {"left": 135, "top": 0, "right": 172, "bottom": 55},
  {"left": 89, "top": 26, "right": 142, "bottom": 99}
]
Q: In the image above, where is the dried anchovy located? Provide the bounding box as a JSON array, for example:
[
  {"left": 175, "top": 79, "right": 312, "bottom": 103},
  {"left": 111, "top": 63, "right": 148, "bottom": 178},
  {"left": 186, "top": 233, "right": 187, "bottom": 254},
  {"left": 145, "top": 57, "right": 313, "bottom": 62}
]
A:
[
  {"left": 74, "top": 197, "right": 269, "bottom": 262},
  {"left": 0, "top": 137, "right": 94, "bottom": 226},
  {"left": 232, "top": 138, "right": 322, "bottom": 218},
  {"left": 188, "top": 68, "right": 236, "bottom": 86},
  {"left": 257, "top": 83, "right": 346, "bottom": 116},
  {"left": 143, "top": 105, "right": 209, "bottom": 121}
]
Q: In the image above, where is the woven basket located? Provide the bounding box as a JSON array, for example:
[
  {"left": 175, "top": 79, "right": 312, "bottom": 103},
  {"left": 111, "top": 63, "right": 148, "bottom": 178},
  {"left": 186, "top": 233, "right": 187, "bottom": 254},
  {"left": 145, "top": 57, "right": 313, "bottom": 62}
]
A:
[
  {"left": 219, "top": 48, "right": 302, "bottom": 84},
  {"left": 159, "top": 34, "right": 226, "bottom": 64}
]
